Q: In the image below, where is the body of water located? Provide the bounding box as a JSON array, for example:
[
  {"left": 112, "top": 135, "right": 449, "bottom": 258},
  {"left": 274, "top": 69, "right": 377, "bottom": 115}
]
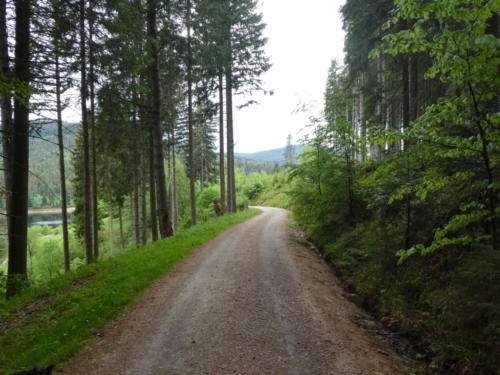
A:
[{"left": 28, "top": 213, "right": 72, "bottom": 227}]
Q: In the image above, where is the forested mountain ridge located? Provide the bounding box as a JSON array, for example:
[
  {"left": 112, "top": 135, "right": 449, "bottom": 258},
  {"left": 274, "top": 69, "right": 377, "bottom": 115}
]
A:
[
  {"left": 236, "top": 145, "right": 303, "bottom": 163},
  {"left": 22, "top": 121, "right": 280, "bottom": 209},
  {"left": 27, "top": 121, "right": 77, "bottom": 209}
]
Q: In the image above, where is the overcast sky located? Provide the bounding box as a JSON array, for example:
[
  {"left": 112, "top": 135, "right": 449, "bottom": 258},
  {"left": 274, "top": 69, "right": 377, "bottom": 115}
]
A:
[
  {"left": 234, "top": 0, "right": 345, "bottom": 153},
  {"left": 60, "top": 0, "right": 346, "bottom": 154}
]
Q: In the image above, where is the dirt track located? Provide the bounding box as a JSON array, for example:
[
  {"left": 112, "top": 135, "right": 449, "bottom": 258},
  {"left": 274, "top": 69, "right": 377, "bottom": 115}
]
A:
[{"left": 62, "top": 207, "right": 415, "bottom": 375}]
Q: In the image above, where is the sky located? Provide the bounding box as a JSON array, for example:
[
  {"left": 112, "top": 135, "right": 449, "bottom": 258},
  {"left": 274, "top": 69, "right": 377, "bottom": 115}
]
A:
[
  {"left": 60, "top": 0, "right": 346, "bottom": 154},
  {"left": 233, "top": 0, "right": 346, "bottom": 153}
]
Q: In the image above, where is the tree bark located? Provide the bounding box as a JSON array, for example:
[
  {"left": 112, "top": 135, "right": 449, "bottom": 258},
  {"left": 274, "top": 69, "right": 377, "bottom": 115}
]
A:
[
  {"left": 147, "top": 0, "right": 172, "bottom": 238},
  {"left": 108, "top": 195, "right": 114, "bottom": 254},
  {"left": 225, "top": 69, "right": 236, "bottom": 213},
  {"left": 0, "top": 0, "right": 12, "bottom": 235},
  {"left": 118, "top": 204, "right": 125, "bottom": 249},
  {"left": 7, "top": 0, "right": 31, "bottom": 297},
  {"left": 186, "top": 0, "right": 197, "bottom": 226},
  {"left": 89, "top": 5, "right": 99, "bottom": 260},
  {"left": 149, "top": 134, "right": 158, "bottom": 241},
  {"left": 55, "top": 53, "right": 70, "bottom": 271},
  {"left": 140, "top": 150, "right": 147, "bottom": 244},
  {"left": 402, "top": 54, "right": 414, "bottom": 250},
  {"left": 79, "top": 0, "right": 93, "bottom": 264},
  {"left": 171, "top": 136, "right": 178, "bottom": 229},
  {"left": 130, "top": 182, "right": 136, "bottom": 244},
  {"left": 133, "top": 163, "right": 140, "bottom": 245}
]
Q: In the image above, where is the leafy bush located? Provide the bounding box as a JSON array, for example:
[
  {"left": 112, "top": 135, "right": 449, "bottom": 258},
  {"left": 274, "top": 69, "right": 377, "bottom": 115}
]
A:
[{"left": 245, "top": 183, "right": 264, "bottom": 200}]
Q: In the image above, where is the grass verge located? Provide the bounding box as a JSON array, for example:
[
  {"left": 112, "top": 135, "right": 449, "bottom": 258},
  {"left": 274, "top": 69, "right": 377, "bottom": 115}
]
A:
[{"left": 0, "top": 208, "right": 261, "bottom": 374}]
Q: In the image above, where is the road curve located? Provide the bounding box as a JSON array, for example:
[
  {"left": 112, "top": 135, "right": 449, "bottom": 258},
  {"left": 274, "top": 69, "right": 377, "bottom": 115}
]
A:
[{"left": 62, "top": 207, "right": 413, "bottom": 375}]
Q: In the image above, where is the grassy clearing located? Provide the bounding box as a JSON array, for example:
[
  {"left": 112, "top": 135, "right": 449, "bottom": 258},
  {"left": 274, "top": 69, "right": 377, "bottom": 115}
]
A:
[
  {"left": 251, "top": 174, "right": 292, "bottom": 209},
  {"left": 0, "top": 209, "right": 261, "bottom": 374}
]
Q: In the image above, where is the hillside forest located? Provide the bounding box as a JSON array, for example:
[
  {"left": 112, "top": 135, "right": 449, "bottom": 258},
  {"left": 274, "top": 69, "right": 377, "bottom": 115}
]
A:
[
  {"left": 1, "top": 0, "right": 499, "bottom": 374},
  {"left": 1, "top": 0, "right": 273, "bottom": 291}
]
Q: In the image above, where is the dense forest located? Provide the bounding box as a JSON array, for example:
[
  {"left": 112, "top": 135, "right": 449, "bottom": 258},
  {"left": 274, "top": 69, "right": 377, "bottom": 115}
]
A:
[
  {"left": 1, "top": 0, "right": 499, "bottom": 373},
  {"left": 1, "top": 0, "right": 274, "bottom": 300},
  {"left": 286, "top": 0, "right": 499, "bottom": 373}
]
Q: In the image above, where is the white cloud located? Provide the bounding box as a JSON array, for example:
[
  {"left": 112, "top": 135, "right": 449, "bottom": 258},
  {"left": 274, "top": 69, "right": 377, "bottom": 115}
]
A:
[{"left": 233, "top": 0, "right": 345, "bottom": 153}]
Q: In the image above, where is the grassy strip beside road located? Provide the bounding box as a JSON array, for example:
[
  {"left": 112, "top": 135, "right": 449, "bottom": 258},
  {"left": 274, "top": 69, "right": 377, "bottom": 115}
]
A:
[{"left": 0, "top": 209, "right": 261, "bottom": 374}]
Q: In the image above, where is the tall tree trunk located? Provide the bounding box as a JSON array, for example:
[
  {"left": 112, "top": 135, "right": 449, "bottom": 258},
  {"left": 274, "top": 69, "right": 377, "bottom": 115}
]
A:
[
  {"left": 118, "top": 204, "right": 125, "bottom": 249},
  {"left": 171, "top": 137, "right": 178, "bottom": 229},
  {"left": 133, "top": 164, "right": 140, "bottom": 245},
  {"left": 147, "top": 0, "right": 172, "bottom": 238},
  {"left": 55, "top": 53, "right": 70, "bottom": 271},
  {"left": 467, "top": 82, "right": 498, "bottom": 250},
  {"left": 130, "top": 184, "right": 135, "bottom": 244},
  {"left": 79, "top": 0, "right": 93, "bottom": 264},
  {"left": 89, "top": 6, "right": 99, "bottom": 260},
  {"left": 149, "top": 134, "right": 158, "bottom": 241},
  {"left": 140, "top": 151, "right": 147, "bottom": 244},
  {"left": 359, "top": 77, "right": 367, "bottom": 162},
  {"left": 402, "top": 54, "right": 412, "bottom": 249},
  {"left": 7, "top": 0, "right": 30, "bottom": 297},
  {"left": 108, "top": 195, "right": 114, "bottom": 254},
  {"left": 225, "top": 69, "right": 236, "bottom": 213},
  {"left": 1, "top": 0, "right": 12, "bottom": 235},
  {"left": 410, "top": 56, "right": 418, "bottom": 122},
  {"left": 402, "top": 61, "right": 410, "bottom": 150},
  {"left": 186, "top": 0, "right": 196, "bottom": 226}
]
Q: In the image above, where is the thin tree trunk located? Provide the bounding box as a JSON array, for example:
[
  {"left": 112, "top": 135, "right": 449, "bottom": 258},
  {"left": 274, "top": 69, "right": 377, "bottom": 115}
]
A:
[
  {"left": 402, "top": 59, "right": 410, "bottom": 151},
  {"left": 147, "top": 0, "right": 172, "bottom": 238},
  {"left": 7, "top": 0, "right": 30, "bottom": 297},
  {"left": 149, "top": 134, "right": 158, "bottom": 241},
  {"left": 346, "top": 152, "right": 354, "bottom": 222},
  {"left": 79, "top": 0, "right": 93, "bottom": 264},
  {"left": 467, "top": 81, "right": 498, "bottom": 250},
  {"left": 225, "top": 69, "right": 236, "bottom": 213},
  {"left": 186, "top": 0, "right": 196, "bottom": 225},
  {"left": 171, "top": 138, "right": 178, "bottom": 229},
  {"left": 108, "top": 195, "right": 114, "bottom": 254},
  {"left": 133, "top": 164, "right": 140, "bottom": 245},
  {"left": 130, "top": 184, "right": 135, "bottom": 244},
  {"left": 118, "top": 204, "right": 125, "bottom": 249},
  {"left": 140, "top": 151, "right": 147, "bottom": 244},
  {"left": 400, "top": 52, "right": 413, "bottom": 249},
  {"left": 1, "top": 0, "right": 12, "bottom": 236},
  {"left": 410, "top": 56, "right": 418, "bottom": 122},
  {"left": 55, "top": 53, "right": 70, "bottom": 271},
  {"left": 89, "top": 7, "right": 99, "bottom": 260}
]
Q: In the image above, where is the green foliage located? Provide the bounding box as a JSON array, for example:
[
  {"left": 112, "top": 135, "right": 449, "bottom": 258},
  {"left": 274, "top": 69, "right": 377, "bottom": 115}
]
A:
[
  {"left": 196, "top": 185, "right": 221, "bottom": 222},
  {"left": 0, "top": 209, "right": 261, "bottom": 373},
  {"left": 245, "top": 183, "right": 264, "bottom": 200},
  {"left": 289, "top": 2, "right": 500, "bottom": 371},
  {"left": 24, "top": 122, "right": 77, "bottom": 209},
  {"left": 377, "top": 0, "right": 500, "bottom": 256}
]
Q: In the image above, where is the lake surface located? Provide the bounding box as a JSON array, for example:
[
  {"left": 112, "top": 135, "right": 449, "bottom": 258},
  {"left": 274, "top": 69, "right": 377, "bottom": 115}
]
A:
[{"left": 28, "top": 212, "right": 72, "bottom": 227}]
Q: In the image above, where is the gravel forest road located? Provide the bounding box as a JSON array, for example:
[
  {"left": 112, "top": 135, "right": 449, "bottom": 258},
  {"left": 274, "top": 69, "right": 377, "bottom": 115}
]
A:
[{"left": 62, "top": 207, "right": 415, "bottom": 375}]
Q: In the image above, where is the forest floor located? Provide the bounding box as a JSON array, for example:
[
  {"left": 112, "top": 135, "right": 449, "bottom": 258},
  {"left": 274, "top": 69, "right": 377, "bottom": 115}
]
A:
[{"left": 61, "top": 207, "right": 421, "bottom": 375}]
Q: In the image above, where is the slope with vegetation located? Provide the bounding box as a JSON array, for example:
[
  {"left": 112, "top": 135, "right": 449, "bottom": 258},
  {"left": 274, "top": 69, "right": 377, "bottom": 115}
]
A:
[
  {"left": 287, "top": 1, "right": 499, "bottom": 374},
  {"left": 0, "top": 209, "right": 260, "bottom": 374}
]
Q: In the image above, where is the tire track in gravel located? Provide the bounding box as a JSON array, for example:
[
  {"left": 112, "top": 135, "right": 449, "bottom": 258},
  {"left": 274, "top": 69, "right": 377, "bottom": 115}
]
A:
[{"left": 61, "top": 207, "right": 417, "bottom": 375}]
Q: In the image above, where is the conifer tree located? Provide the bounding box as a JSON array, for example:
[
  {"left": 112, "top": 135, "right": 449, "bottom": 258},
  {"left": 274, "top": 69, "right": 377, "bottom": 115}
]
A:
[{"left": 7, "top": 0, "right": 31, "bottom": 297}]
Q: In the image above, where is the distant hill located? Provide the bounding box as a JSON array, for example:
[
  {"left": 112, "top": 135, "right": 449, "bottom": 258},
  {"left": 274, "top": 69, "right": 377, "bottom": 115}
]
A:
[
  {"left": 235, "top": 145, "right": 303, "bottom": 164},
  {"left": 27, "top": 121, "right": 78, "bottom": 209}
]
